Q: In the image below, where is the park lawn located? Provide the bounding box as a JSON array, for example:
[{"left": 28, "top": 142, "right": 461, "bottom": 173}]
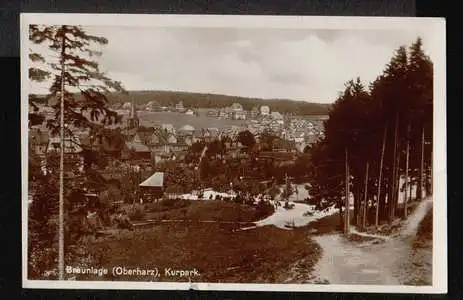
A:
[
  {"left": 414, "top": 206, "right": 433, "bottom": 248},
  {"left": 124, "top": 200, "right": 272, "bottom": 224},
  {"left": 85, "top": 222, "right": 320, "bottom": 283}
]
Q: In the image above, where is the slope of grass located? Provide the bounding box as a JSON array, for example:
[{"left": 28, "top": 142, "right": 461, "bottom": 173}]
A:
[
  {"left": 414, "top": 207, "right": 433, "bottom": 248},
  {"left": 85, "top": 223, "right": 320, "bottom": 283},
  {"left": 303, "top": 212, "right": 343, "bottom": 235},
  {"left": 401, "top": 207, "right": 433, "bottom": 286},
  {"left": 123, "top": 199, "right": 273, "bottom": 223}
]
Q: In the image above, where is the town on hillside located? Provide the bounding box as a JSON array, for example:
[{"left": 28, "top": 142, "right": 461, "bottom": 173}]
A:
[{"left": 29, "top": 98, "right": 327, "bottom": 199}]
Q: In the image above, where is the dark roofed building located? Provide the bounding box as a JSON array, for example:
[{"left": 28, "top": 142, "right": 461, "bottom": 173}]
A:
[
  {"left": 122, "top": 127, "right": 138, "bottom": 139},
  {"left": 258, "top": 151, "right": 296, "bottom": 167},
  {"left": 139, "top": 172, "right": 164, "bottom": 201},
  {"left": 87, "top": 133, "right": 126, "bottom": 159},
  {"left": 149, "top": 129, "right": 189, "bottom": 157},
  {"left": 122, "top": 133, "right": 151, "bottom": 161},
  {"left": 137, "top": 131, "right": 153, "bottom": 146},
  {"left": 272, "top": 138, "right": 297, "bottom": 153}
]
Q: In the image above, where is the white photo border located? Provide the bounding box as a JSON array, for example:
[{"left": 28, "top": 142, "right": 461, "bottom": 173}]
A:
[{"left": 20, "top": 13, "right": 447, "bottom": 294}]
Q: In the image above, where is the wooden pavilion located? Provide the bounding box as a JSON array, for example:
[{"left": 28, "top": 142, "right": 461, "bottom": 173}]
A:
[{"left": 139, "top": 172, "right": 164, "bottom": 202}]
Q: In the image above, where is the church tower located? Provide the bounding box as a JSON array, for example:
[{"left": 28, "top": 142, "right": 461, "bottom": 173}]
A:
[{"left": 126, "top": 98, "right": 139, "bottom": 130}]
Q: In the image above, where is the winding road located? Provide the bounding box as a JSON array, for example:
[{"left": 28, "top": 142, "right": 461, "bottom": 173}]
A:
[
  {"left": 310, "top": 234, "right": 399, "bottom": 284},
  {"left": 308, "top": 197, "right": 433, "bottom": 285}
]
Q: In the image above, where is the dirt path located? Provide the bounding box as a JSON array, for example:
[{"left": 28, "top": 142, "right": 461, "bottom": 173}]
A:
[
  {"left": 309, "top": 234, "right": 400, "bottom": 285},
  {"left": 239, "top": 201, "right": 338, "bottom": 231},
  {"left": 302, "top": 198, "right": 433, "bottom": 285}
]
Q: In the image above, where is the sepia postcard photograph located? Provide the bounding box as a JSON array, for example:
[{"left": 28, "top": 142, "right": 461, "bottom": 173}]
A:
[{"left": 21, "top": 14, "right": 446, "bottom": 293}]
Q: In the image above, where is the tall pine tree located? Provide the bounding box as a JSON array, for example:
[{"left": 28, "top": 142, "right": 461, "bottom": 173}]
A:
[{"left": 28, "top": 25, "right": 126, "bottom": 279}]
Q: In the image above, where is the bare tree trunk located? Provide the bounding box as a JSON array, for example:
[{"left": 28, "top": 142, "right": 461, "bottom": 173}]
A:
[
  {"left": 58, "top": 26, "right": 66, "bottom": 281},
  {"left": 379, "top": 187, "right": 386, "bottom": 223},
  {"left": 393, "top": 113, "right": 400, "bottom": 220},
  {"left": 345, "top": 148, "right": 350, "bottom": 235},
  {"left": 339, "top": 203, "right": 343, "bottom": 229},
  {"left": 354, "top": 185, "right": 360, "bottom": 226},
  {"left": 409, "top": 179, "right": 413, "bottom": 202},
  {"left": 389, "top": 112, "right": 399, "bottom": 223},
  {"left": 357, "top": 191, "right": 363, "bottom": 227},
  {"left": 376, "top": 123, "right": 387, "bottom": 228},
  {"left": 362, "top": 161, "right": 369, "bottom": 230},
  {"left": 420, "top": 126, "right": 425, "bottom": 200},
  {"left": 404, "top": 122, "right": 411, "bottom": 218},
  {"left": 353, "top": 192, "right": 357, "bottom": 225},
  {"left": 395, "top": 149, "right": 401, "bottom": 218},
  {"left": 131, "top": 169, "right": 141, "bottom": 212}
]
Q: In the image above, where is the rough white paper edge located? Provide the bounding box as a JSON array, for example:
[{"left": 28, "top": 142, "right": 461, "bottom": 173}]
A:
[{"left": 20, "top": 13, "right": 447, "bottom": 294}]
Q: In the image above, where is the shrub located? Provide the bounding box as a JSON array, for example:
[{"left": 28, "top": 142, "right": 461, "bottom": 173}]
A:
[
  {"left": 305, "top": 196, "right": 319, "bottom": 206},
  {"left": 254, "top": 200, "right": 275, "bottom": 219},
  {"left": 128, "top": 207, "right": 146, "bottom": 221},
  {"left": 109, "top": 203, "right": 119, "bottom": 214},
  {"left": 115, "top": 217, "right": 133, "bottom": 230},
  {"left": 234, "top": 195, "right": 243, "bottom": 204},
  {"left": 268, "top": 186, "right": 280, "bottom": 200},
  {"left": 244, "top": 198, "right": 255, "bottom": 206},
  {"left": 284, "top": 202, "right": 295, "bottom": 210},
  {"left": 303, "top": 210, "right": 314, "bottom": 216},
  {"left": 28, "top": 245, "right": 58, "bottom": 279}
]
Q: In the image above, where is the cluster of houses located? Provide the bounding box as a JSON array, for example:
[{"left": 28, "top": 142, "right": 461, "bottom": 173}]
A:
[
  {"left": 28, "top": 98, "right": 327, "bottom": 183},
  {"left": 206, "top": 102, "right": 248, "bottom": 120},
  {"left": 123, "top": 99, "right": 285, "bottom": 122},
  {"left": 123, "top": 100, "right": 198, "bottom": 116},
  {"left": 206, "top": 103, "right": 281, "bottom": 122},
  {"left": 284, "top": 118, "right": 325, "bottom": 147},
  {"left": 245, "top": 117, "right": 324, "bottom": 153},
  {"left": 28, "top": 98, "right": 331, "bottom": 208}
]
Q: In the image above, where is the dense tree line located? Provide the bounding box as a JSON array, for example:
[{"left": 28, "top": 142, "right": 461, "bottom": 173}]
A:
[
  {"left": 308, "top": 37, "right": 433, "bottom": 231},
  {"left": 33, "top": 90, "right": 332, "bottom": 116}
]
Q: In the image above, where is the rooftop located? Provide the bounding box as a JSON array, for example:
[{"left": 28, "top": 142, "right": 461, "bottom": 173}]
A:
[{"left": 139, "top": 172, "right": 164, "bottom": 187}]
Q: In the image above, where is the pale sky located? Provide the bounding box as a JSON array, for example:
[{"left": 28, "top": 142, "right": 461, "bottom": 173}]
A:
[{"left": 29, "top": 26, "right": 437, "bottom": 104}]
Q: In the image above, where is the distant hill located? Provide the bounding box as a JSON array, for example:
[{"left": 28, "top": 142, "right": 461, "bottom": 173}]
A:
[
  {"left": 29, "top": 90, "right": 332, "bottom": 116},
  {"left": 109, "top": 90, "right": 331, "bottom": 116}
]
